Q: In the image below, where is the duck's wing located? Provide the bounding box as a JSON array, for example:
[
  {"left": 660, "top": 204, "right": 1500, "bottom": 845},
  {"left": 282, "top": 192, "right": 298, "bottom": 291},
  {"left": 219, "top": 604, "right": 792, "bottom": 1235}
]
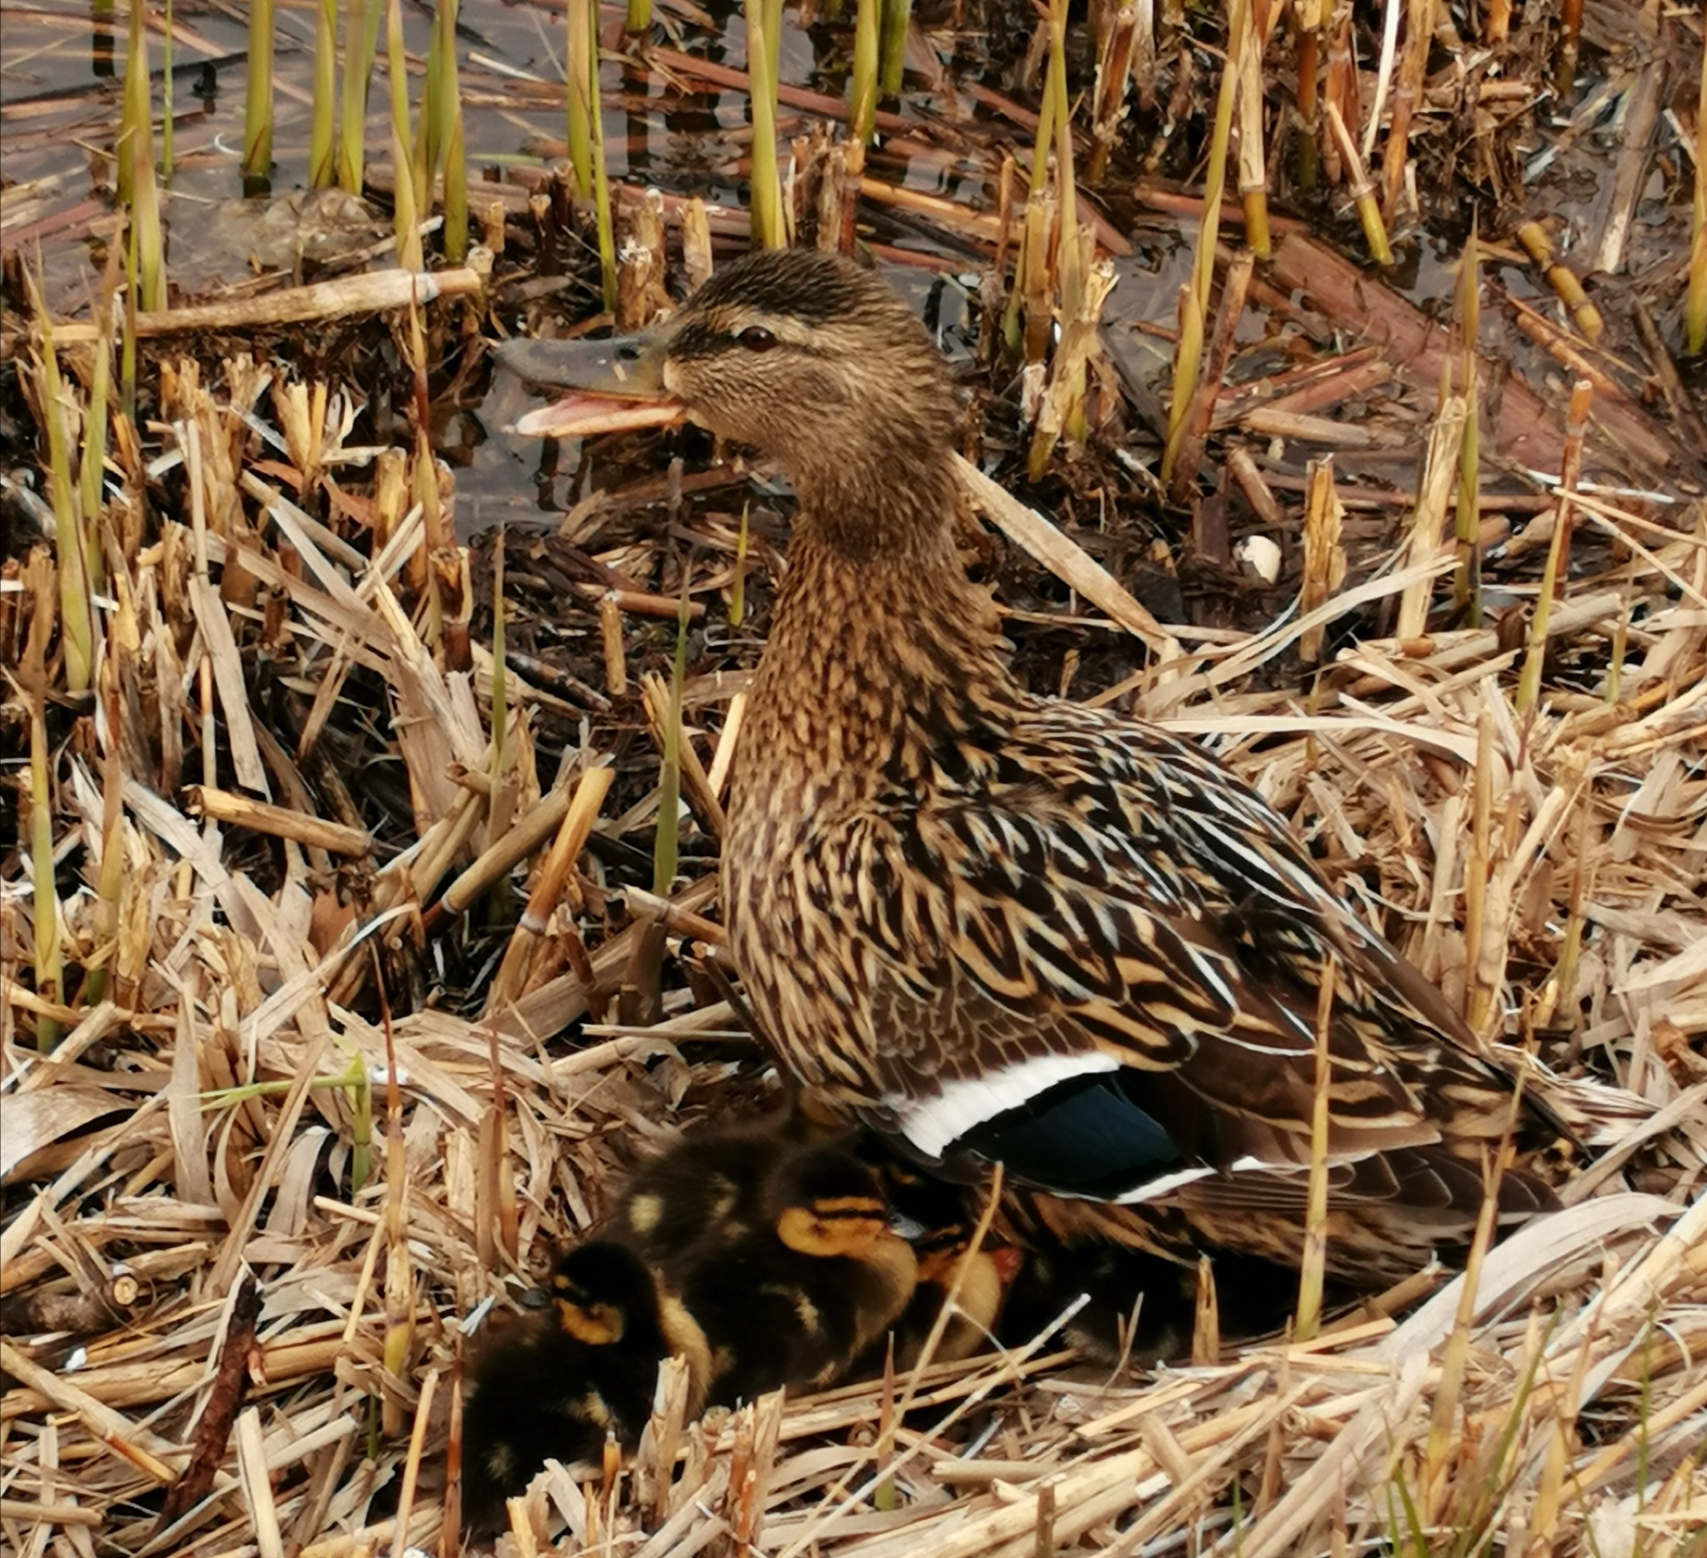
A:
[{"left": 844, "top": 706, "right": 1525, "bottom": 1196}]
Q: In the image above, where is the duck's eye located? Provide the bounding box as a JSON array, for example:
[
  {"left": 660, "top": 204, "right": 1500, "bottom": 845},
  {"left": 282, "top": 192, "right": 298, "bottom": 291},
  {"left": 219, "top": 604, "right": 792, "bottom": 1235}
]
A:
[{"left": 735, "top": 325, "right": 777, "bottom": 352}]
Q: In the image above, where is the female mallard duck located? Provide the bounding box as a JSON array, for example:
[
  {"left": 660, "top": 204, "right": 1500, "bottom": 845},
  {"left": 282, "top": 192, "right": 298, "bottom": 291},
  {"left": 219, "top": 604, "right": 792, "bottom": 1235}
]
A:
[
  {"left": 499, "top": 248, "right": 1594, "bottom": 1284},
  {"left": 681, "top": 1143, "right": 918, "bottom": 1402},
  {"left": 460, "top": 1242, "right": 709, "bottom": 1536}
]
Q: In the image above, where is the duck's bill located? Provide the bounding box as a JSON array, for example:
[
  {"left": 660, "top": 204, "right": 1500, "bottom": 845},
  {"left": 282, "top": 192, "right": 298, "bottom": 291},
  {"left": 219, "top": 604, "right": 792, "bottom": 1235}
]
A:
[
  {"left": 514, "top": 397, "right": 684, "bottom": 439},
  {"left": 495, "top": 331, "right": 685, "bottom": 440}
]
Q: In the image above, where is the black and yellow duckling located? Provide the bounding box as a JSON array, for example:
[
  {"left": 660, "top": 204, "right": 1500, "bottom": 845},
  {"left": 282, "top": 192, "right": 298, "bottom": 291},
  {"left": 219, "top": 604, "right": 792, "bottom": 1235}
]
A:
[
  {"left": 679, "top": 1143, "right": 918, "bottom": 1403},
  {"left": 460, "top": 1242, "right": 709, "bottom": 1537},
  {"left": 609, "top": 1106, "right": 825, "bottom": 1276},
  {"left": 848, "top": 1155, "right": 1004, "bottom": 1375},
  {"left": 499, "top": 249, "right": 1623, "bottom": 1287}
]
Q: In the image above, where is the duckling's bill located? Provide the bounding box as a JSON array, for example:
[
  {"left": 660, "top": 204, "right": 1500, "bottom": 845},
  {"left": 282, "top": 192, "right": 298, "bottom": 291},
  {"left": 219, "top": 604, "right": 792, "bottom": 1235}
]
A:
[{"left": 496, "top": 332, "right": 685, "bottom": 439}]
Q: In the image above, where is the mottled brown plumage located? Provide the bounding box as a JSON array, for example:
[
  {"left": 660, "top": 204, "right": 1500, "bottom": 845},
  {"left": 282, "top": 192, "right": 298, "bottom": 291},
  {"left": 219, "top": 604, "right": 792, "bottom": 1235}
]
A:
[{"left": 498, "top": 248, "right": 1639, "bottom": 1285}]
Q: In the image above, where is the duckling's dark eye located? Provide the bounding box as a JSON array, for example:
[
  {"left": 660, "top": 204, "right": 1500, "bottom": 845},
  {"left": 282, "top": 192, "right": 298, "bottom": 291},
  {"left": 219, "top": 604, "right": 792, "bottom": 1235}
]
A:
[{"left": 735, "top": 325, "right": 777, "bottom": 352}]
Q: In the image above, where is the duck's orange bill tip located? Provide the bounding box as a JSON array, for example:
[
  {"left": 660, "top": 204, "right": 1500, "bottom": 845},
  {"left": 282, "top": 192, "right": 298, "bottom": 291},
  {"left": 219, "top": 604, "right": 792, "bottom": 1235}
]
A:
[{"left": 513, "top": 396, "right": 685, "bottom": 440}]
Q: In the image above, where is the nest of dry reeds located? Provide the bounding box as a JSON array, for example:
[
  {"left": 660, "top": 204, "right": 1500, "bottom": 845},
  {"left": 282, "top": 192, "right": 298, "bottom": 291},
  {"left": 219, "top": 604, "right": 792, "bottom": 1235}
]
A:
[{"left": 2, "top": 291, "right": 1703, "bottom": 1555}]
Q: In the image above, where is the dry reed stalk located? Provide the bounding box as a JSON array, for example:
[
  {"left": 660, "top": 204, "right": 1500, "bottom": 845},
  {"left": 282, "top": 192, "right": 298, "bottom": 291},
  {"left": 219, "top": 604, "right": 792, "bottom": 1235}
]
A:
[
  {"left": 1396, "top": 395, "right": 1467, "bottom": 640},
  {"left": 1517, "top": 380, "right": 1594, "bottom": 716},
  {"left": 1234, "top": 0, "right": 1269, "bottom": 259},
  {"left": 41, "top": 268, "right": 485, "bottom": 346},
  {"left": 1516, "top": 222, "right": 1604, "bottom": 343},
  {"left": 1297, "top": 456, "right": 1345, "bottom": 667},
  {"left": 1322, "top": 101, "right": 1391, "bottom": 266},
  {"left": 1379, "top": 0, "right": 1432, "bottom": 219},
  {"left": 1691, "top": 29, "right": 1707, "bottom": 355},
  {"left": 1294, "top": 959, "right": 1336, "bottom": 1343}
]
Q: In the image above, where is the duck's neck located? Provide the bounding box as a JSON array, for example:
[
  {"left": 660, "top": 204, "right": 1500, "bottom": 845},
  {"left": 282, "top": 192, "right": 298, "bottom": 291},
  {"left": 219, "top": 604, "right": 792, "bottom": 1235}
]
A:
[{"left": 740, "top": 472, "right": 1025, "bottom": 786}]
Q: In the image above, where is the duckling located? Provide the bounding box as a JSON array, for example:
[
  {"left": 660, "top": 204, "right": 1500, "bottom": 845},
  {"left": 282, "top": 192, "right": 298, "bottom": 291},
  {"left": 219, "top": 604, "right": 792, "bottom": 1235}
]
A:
[
  {"left": 499, "top": 248, "right": 1634, "bottom": 1286},
  {"left": 847, "top": 1155, "right": 1003, "bottom": 1376},
  {"left": 609, "top": 1107, "right": 821, "bottom": 1277},
  {"left": 460, "top": 1242, "right": 709, "bottom": 1537},
  {"left": 681, "top": 1143, "right": 918, "bottom": 1403}
]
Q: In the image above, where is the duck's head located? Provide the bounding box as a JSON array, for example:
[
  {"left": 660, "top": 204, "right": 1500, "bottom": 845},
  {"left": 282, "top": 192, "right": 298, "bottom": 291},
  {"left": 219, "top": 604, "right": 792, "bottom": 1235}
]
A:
[
  {"left": 548, "top": 1241, "right": 661, "bottom": 1347},
  {"left": 771, "top": 1147, "right": 897, "bottom": 1260},
  {"left": 497, "top": 249, "right": 962, "bottom": 539}
]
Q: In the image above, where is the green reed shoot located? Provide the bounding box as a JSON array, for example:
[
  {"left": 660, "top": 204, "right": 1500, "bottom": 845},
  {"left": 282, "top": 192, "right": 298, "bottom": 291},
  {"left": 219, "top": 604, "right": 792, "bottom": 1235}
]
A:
[
  {"left": 1689, "top": 27, "right": 1706, "bottom": 355},
  {"left": 160, "top": 0, "right": 173, "bottom": 178},
  {"left": 385, "top": 0, "right": 423, "bottom": 269},
  {"left": 26, "top": 264, "right": 94, "bottom": 695},
  {"left": 119, "top": 0, "right": 164, "bottom": 307},
  {"left": 567, "top": 0, "right": 594, "bottom": 197},
  {"left": 29, "top": 702, "right": 63, "bottom": 1051},
  {"left": 626, "top": 0, "right": 652, "bottom": 32},
  {"left": 1453, "top": 225, "right": 1483, "bottom": 624},
  {"left": 338, "top": 0, "right": 378, "bottom": 193},
  {"left": 746, "top": 0, "right": 784, "bottom": 248},
  {"left": 310, "top": 0, "right": 338, "bottom": 187},
  {"left": 441, "top": 58, "right": 468, "bottom": 260},
  {"left": 1162, "top": 0, "right": 1246, "bottom": 481},
  {"left": 243, "top": 0, "right": 276, "bottom": 185},
  {"left": 879, "top": 0, "right": 911, "bottom": 96},
  {"left": 849, "top": 0, "right": 880, "bottom": 145},
  {"left": 423, "top": 0, "right": 467, "bottom": 258},
  {"left": 585, "top": 11, "right": 617, "bottom": 308}
]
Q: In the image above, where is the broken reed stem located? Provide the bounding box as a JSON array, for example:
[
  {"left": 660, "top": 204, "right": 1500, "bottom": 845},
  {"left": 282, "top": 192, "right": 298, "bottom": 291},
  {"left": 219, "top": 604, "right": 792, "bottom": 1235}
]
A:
[
  {"left": 1395, "top": 395, "right": 1466, "bottom": 640},
  {"left": 1234, "top": 0, "right": 1269, "bottom": 259},
  {"left": 1323, "top": 101, "right": 1392, "bottom": 266},
  {"left": 1688, "top": 26, "right": 1707, "bottom": 356},
  {"left": 1516, "top": 379, "right": 1593, "bottom": 715},
  {"left": 309, "top": 0, "right": 337, "bottom": 188},
  {"left": 1380, "top": 0, "right": 1432, "bottom": 219},
  {"left": 1088, "top": 4, "right": 1136, "bottom": 186},
  {"left": 1294, "top": 957, "right": 1335, "bottom": 1343},
  {"left": 1297, "top": 455, "right": 1344, "bottom": 667},
  {"left": 1453, "top": 225, "right": 1483, "bottom": 625},
  {"left": 243, "top": 0, "right": 276, "bottom": 186},
  {"left": 1293, "top": 0, "right": 1321, "bottom": 189},
  {"left": 1516, "top": 222, "right": 1603, "bottom": 342}
]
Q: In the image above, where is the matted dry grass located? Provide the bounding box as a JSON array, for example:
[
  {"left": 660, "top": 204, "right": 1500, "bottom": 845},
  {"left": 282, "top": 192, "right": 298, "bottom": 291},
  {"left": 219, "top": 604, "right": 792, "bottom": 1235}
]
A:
[{"left": 3, "top": 282, "right": 1706, "bottom": 1558}]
